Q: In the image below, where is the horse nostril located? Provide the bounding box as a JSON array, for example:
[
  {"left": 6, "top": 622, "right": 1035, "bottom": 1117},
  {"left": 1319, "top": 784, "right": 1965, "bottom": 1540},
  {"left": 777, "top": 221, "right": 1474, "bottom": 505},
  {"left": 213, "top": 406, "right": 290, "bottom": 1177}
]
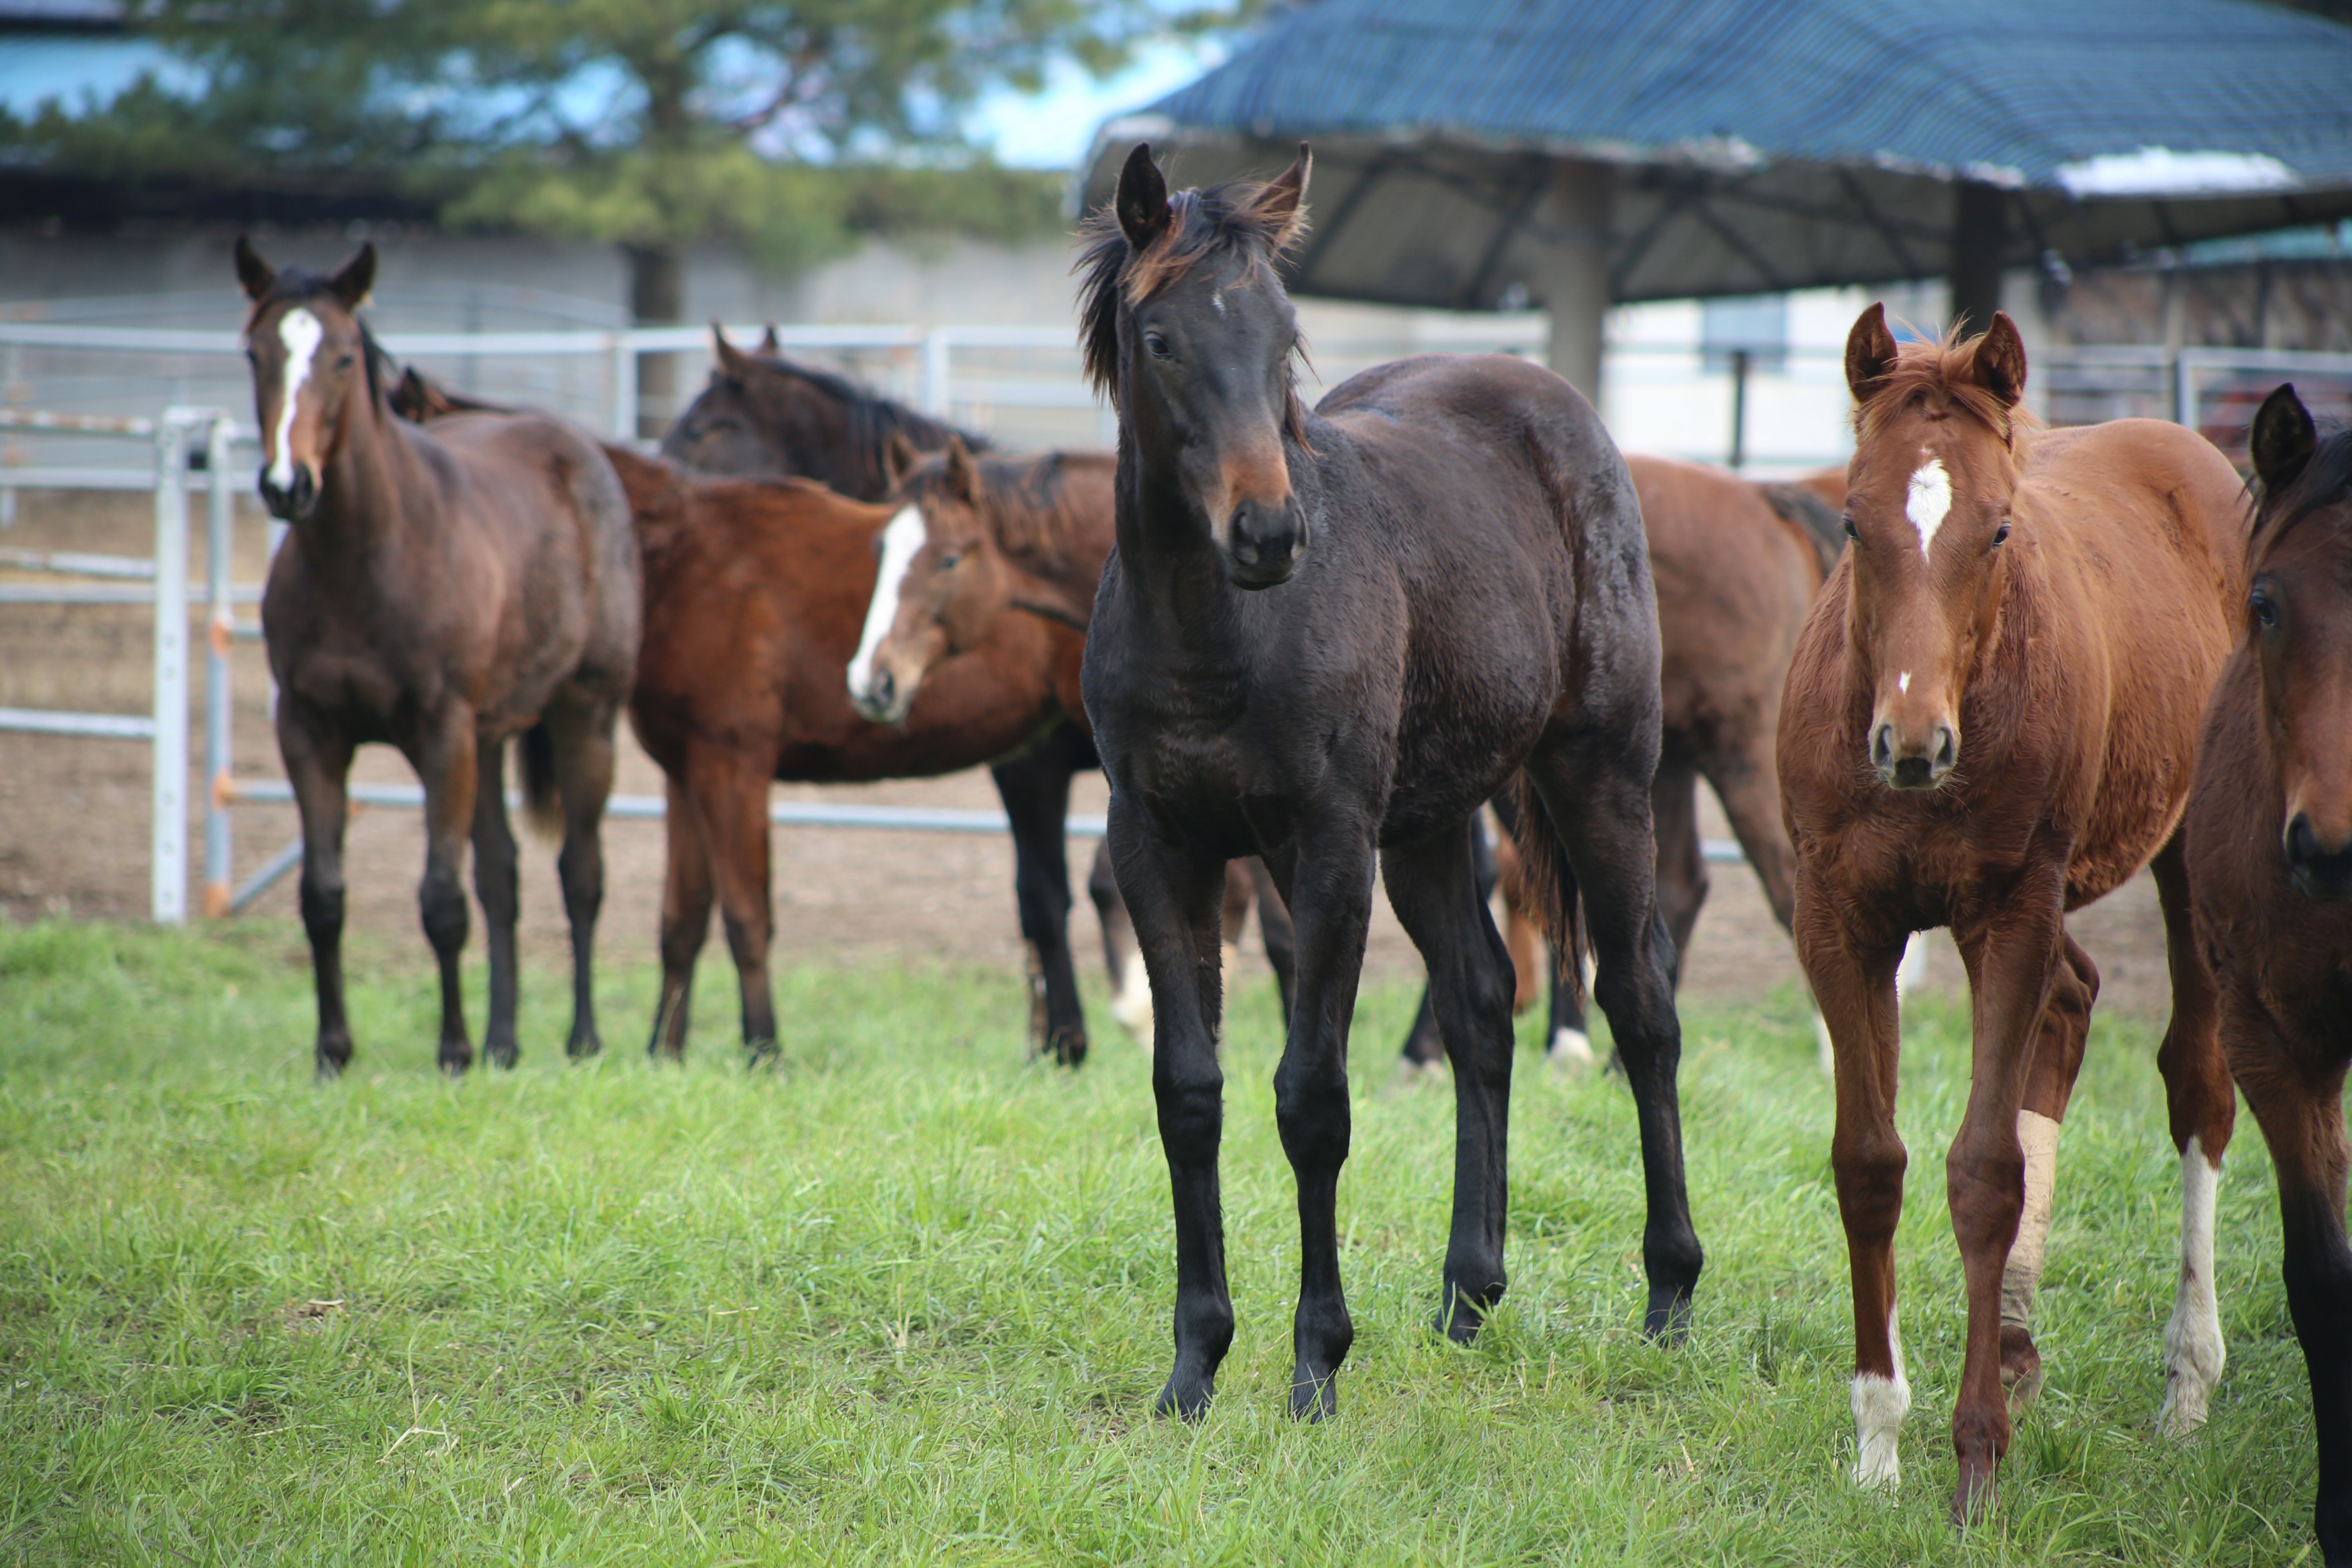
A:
[
  {"left": 1934, "top": 727, "right": 1957, "bottom": 772},
  {"left": 2288, "top": 813, "right": 2323, "bottom": 864},
  {"left": 1870, "top": 724, "right": 1895, "bottom": 771}
]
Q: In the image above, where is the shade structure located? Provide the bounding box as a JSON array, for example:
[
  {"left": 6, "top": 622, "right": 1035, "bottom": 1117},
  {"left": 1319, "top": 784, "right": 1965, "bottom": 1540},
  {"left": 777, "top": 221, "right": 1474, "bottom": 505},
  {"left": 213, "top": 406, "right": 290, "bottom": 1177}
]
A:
[{"left": 1078, "top": 0, "right": 2352, "bottom": 327}]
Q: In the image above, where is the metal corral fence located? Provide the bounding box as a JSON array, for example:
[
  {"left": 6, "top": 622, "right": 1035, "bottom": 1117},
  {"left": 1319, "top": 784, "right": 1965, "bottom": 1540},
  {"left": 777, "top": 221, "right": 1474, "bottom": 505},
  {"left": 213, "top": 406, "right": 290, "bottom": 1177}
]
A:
[{"left": 7, "top": 320, "right": 2352, "bottom": 924}]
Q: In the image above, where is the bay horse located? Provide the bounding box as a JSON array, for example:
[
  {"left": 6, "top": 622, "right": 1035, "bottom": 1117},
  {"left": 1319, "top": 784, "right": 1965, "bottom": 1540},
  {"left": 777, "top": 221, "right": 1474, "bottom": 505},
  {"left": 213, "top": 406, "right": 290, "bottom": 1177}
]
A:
[
  {"left": 617, "top": 448, "right": 1108, "bottom": 1065},
  {"left": 236, "top": 239, "right": 641, "bottom": 1076},
  {"left": 658, "top": 327, "right": 1106, "bottom": 1062},
  {"left": 2187, "top": 383, "right": 2352, "bottom": 1568},
  {"left": 1780, "top": 304, "right": 2247, "bottom": 1519},
  {"left": 1081, "top": 144, "right": 1699, "bottom": 1418}
]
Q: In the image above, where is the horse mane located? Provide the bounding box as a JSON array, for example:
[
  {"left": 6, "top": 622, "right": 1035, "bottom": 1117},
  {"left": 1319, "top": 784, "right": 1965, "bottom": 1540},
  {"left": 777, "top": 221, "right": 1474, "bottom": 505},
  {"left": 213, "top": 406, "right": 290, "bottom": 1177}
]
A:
[
  {"left": 2250, "top": 423, "right": 2352, "bottom": 564},
  {"left": 1076, "top": 175, "right": 1311, "bottom": 446},
  {"left": 1758, "top": 481, "right": 1848, "bottom": 578},
  {"left": 911, "top": 450, "right": 1097, "bottom": 561},
  {"left": 1853, "top": 322, "right": 2040, "bottom": 454},
  {"left": 754, "top": 350, "right": 988, "bottom": 458},
  {"left": 242, "top": 269, "right": 390, "bottom": 411}
]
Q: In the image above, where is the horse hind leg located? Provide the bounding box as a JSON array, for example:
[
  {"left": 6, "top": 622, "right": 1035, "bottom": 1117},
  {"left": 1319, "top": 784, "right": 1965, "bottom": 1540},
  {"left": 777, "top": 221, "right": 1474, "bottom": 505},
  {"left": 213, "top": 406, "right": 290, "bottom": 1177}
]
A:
[
  {"left": 471, "top": 734, "right": 523, "bottom": 1069},
  {"left": 1245, "top": 856, "right": 1297, "bottom": 1025},
  {"left": 544, "top": 698, "right": 620, "bottom": 1059},
  {"left": 991, "top": 737, "right": 1086, "bottom": 1067},
  {"left": 415, "top": 709, "right": 481, "bottom": 1074},
  {"left": 649, "top": 773, "right": 713, "bottom": 1061},
  {"left": 2149, "top": 835, "right": 2237, "bottom": 1435},
  {"left": 2002, "top": 932, "right": 2098, "bottom": 1408},
  {"left": 1089, "top": 840, "right": 1153, "bottom": 1046},
  {"left": 1491, "top": 787, "right": 1592, "bottom": 1066},
  {"left": 1522, "top": 743, "right": 1705, "bottom": 1337}
]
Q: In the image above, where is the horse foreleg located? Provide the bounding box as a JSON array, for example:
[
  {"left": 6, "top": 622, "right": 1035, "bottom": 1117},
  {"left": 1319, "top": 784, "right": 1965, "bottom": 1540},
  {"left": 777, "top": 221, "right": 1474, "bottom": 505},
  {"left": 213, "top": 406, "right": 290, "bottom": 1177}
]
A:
[
  {"left": 1797, "top": 875, "right": 1910, "bottom": 1489},
  {"left": 545, "top": 699, "right": 619, "bottom": 1060},
  {"left": 650, "top": 773, "right": 713, "bottom": 1061},
  {"left": 278, "top": 705, "right": 356, "bottom": 1079},
  {"left": 2149, "top": 835, "right": 2236, "bottom": 1434},
  {"left": 2005, "top": 933, "right": 2097, "bottom": 1408},
  {"left": 2229, "top": 1011, "right": 2352, "bottom": 1566},
  {"left": 413, "top": 708, "right": 481, "bottom": 1075},
  {"left": 1383, "top": 819, "right": 1516, "bottom": 1340},
  {"left": 470, "top": 734, "right": 522, "bottom": 1069},
  {"left": 1271, "top": 815, "right": 1374, "bottom": 1418},
  {"left": 1527, "top": 745, "right": 1704, "bottom": 1337},
  {"left": 689, "top": 746, "right": 777, "bottom": 1063},
  {"left": 1108, "top": 796, "right": 1234, "bottom": 1418},
  {"left": 991, "top": 744, "right": 1086, "bottom": 1067},
  {"left": 1650, "top": 753, "right": 1708, "bottom": 974},
  {"left": 1944, "top": 878, "right": 2067, "bottom": 1523}
]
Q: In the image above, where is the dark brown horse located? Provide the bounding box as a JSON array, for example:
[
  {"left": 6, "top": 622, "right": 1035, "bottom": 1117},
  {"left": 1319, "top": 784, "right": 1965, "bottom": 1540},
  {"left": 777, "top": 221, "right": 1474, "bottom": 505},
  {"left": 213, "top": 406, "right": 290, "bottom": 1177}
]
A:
[
  {"left": 236, "top": 239, "right": 640, "bottom": 1076},
  {"left": 2187, "top": 384, "right": 2352, "bottom": 1568},
  {"left": 661, "top": 330, "right": 1105, "bottom": 1062},
  {"left": 1080, "top": 145, "right": 1699, "bottom": 1419},
  {"left": 617, "top": 448, "right": 1104, "bottom": 1063},
  {"left": 1780, "top": 305, "right": 2247, "bottom": 1519}
]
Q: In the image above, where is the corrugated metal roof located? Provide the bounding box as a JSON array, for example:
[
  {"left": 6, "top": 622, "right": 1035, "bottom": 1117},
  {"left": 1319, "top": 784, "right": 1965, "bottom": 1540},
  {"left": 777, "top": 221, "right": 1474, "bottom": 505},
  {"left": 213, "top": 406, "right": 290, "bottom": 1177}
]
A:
[{"left": 1080, "top": 0, "right": 2352, "bottom": 306}]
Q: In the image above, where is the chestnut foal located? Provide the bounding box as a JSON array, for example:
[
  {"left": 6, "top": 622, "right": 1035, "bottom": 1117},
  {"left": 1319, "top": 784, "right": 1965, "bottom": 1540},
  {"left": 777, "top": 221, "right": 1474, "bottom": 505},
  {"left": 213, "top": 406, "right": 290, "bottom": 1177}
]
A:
[
  {"left": 2188, "top": 384, "right": 2352, "bottom": 1568},
  {"left": 1780, "top": 306, "right": 2247, "bottom": 1518}
]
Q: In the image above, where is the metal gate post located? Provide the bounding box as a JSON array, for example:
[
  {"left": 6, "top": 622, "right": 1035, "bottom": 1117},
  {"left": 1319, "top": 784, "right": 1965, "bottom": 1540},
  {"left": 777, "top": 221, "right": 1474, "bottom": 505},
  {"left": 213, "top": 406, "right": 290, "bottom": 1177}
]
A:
[
  {"left": 150, "top": 416, "right": 191, "bottom": 924},
  {"left": 610, "top": 332, "right": 638, "bottom": 441},
  {"left": 921, "top": 329, "right": 951, "bottom": 417},
  {"left": 203, "top": 416, "right": 236, "bottom": 917}
]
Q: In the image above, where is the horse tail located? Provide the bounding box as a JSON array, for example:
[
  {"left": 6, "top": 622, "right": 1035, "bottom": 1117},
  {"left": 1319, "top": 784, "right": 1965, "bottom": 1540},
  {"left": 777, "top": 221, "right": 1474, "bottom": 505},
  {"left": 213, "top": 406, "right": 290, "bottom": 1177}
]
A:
[
  {"left": 519, "top": 723, "right": 564, "bottom": 842},
  {"left": 1759, "top": 481, "right": 1847, "bottom": 580},
  {"left": 1502, "top": 773, "right": 1587, "bottom": 1010}
]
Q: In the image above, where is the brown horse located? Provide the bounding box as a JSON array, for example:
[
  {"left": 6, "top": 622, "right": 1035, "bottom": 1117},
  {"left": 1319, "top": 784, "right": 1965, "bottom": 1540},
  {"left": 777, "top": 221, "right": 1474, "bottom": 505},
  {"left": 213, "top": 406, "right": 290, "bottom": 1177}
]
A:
[
  {"left": 618, "top": 448, "right": 1104, "bottom": 1063},
  {"left": 236, "top": 239, "right": 641, "bottom": 1077},
  {"left": 2187, "top": 383, "right": 2352, "bottom": 1568},
  {"left": 845, "top": 434, "right": 1301, "bottom": 1031},
  {"left": 1780, "top": 305, "right": 2247, "bottom": 1519}
]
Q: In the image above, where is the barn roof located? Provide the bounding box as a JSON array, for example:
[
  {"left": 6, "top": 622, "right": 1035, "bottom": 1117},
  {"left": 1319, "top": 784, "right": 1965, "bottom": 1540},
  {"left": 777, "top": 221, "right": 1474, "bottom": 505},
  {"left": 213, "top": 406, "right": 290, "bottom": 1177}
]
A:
[{"left": 1078, "top": 0, "right": 2352, "bottom": 307}]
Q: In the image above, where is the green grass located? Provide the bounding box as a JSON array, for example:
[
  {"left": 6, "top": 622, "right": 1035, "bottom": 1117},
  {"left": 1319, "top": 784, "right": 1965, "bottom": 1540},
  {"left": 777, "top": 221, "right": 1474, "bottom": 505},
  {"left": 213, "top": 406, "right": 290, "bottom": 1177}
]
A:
[{"left": 0, "top": 918, "right": 2323, "bottom": 1565}]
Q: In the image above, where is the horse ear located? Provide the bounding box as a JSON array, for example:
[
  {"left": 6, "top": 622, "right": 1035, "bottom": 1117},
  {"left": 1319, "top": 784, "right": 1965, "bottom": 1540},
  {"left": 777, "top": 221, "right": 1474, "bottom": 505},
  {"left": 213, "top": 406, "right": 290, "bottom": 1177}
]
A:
[
  {"left": 1964, "top": 311, "right": 2028, "bottom": 409},
  {"left": 1247, "top": 143, "right": 1312, "bottom": 247},
  {"left": 1844, "top": 303, "right": 1899, "bottom": 400},
  {"left": 757, "top": 323, "right": 781, "bottom": 354},
  {"left": 945, "top": 435, "right": 981, "bottom": 502},
  {"left": 391, "top": 367, "right": 426, "bottom": 421},
  {"left": 234, "top": 234, "right": 276, "bottom": 302},
  {"left": 713, "top": 322, "right": 759, "bottom": 383},
  {"left": 1116, "top": 143, "right": 1172, "bottom": 252},
  {"left": 883, "top": 430, "right": 922, "bottom": 492},
  {"left": 328, "top": 243, "right": 375, "bottom": 309},
  {"left": 2250, "top": 383, "right": 2316, "bottom": 494}
]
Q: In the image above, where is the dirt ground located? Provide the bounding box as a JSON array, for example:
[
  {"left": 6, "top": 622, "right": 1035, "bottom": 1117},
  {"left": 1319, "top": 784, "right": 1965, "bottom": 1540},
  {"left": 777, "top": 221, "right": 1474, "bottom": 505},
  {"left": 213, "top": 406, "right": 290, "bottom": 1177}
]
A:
[{"left": 1, "top": 488, "right": 2178, "bottom": 1033}]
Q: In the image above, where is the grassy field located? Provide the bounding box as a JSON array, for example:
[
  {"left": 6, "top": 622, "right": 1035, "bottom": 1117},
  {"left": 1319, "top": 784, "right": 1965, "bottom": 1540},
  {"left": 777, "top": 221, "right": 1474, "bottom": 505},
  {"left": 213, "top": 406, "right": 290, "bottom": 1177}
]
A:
[{"left": 0, "top": 918, "right": 2325, "bottom": 1565}]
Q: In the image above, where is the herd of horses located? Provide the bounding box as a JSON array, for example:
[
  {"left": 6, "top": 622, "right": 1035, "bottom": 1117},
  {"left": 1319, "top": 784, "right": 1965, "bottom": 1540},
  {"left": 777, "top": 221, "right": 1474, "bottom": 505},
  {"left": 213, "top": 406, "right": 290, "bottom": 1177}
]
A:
[{"left": 228, "top": 138, "right": 2352, "bottom": 1557}]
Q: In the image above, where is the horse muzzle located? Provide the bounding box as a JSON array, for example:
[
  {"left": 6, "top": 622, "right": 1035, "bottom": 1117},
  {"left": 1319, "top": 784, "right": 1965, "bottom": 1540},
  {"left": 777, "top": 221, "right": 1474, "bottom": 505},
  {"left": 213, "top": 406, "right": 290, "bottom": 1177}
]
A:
[
  {"left": 1222, "top": 497, "right": 1306, "bottom": 590},
  {"left": 850, "top": 666, "right": 911, "bottom": 726},
  {"left": 2284, "top": 811, "right": 2352, "bottom": 901},
  {"left": 258, "top": 462, "right": 318, "bottom": 522},
  {"left": 1870, "top": 717, "right": 1958, "bottom": 792}
]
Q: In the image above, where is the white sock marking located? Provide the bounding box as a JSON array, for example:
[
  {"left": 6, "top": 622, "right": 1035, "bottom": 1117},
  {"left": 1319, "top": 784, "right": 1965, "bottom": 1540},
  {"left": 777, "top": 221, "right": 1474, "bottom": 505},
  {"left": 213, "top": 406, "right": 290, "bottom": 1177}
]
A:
[
  {"left": 1905, "top": 457, "right": 1951, "bottom": 562},
  {"left": 846, "top": 505, "right": 927, "bottom": 708},
  {"left": 1852, "top": 1305, "right": 1910, "bottom": 1488},
  {"left": 266, "top": 307, "right": 322, "bottom": 491},
  {"left": 1110, "top": 949, "right": 1154, "bottom": 1044},
  {"left": 2158, "top": 1134, "right": 2225, "bottom": 1434},
  {"left": 2003, "top": 1109, "right": 2060, "bottom": 1333},
  {"left": 1549, "top": 1026, "right": 1593, "bottom": 1067}
]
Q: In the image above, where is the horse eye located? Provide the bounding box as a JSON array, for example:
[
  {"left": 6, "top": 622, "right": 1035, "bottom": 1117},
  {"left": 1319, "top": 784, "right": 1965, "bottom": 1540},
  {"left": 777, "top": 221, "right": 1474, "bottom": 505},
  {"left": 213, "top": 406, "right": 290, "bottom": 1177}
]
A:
[
  {"left": 1842, "top": 516, "right": 1858, "bottom": 540},
  {"left": 1144, "top": 332, "right": 1173, "bottom": 360},
  {"left": 336, "top": 354, "right": 356, "bottom": 370},
  {"left": 1992, "top": 521, "right": 2011, "bottom": 545},
  {"left": 2252, "top": 590, "right": 2279, "bottom": 628},
  {"left": 938, "top": 552, "right": 962, "bottom": 570}
]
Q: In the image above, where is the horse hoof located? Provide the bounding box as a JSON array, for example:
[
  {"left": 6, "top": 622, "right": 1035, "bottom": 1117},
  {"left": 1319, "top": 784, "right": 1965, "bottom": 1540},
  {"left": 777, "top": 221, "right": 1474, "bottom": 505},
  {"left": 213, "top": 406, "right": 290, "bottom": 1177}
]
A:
[
  {"left": 1432, "top": 1299, "right": 1486, "bottom": 1344},
  {"left": 1999, "top": 1325, "right": 2044, "bottom": 1410},
  {"left": 744, "top": 1040, "right": 779, "bottom": 1071},
  {"left": 566, "top": 1031, "right": 602, "bottom": 1061},
  {"left": 1951, "top": 1462, "right": 1998, "bottom": 1526},
  {"left": 438, "top": 1049, "right": 472, "bottom": 1077},
  {"left": 485, "top": 1041, "right": 519, "bottom": 1071},
  {"left": 1644, "top": 1287, "right": 1693, "bottom": 1345},
  {"left": 1155, "top": 1372, "right": 1214, "bottom": 1421},
  {"left": 1288, "top": 1368, "right": 1339, "bottom": 1421},
  {"left": 314, "top": 1058, "right": 345, "bottom": 1084}
]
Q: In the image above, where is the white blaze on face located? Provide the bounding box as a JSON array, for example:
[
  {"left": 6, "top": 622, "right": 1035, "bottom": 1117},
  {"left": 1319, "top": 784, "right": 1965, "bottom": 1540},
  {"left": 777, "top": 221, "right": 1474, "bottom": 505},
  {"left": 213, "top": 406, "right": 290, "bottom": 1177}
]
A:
[
  {"left": 2158, "top": 1134, "right": 2226, "bottom": 1435},
  {"left": 846, "top": 505, "right": 929, "bottom": 708},
  {"left": 1904, "top": 457, "right": 1952, "bottom": 564},
  {"left": 1897, "top": 671, "right": 1911, "bottom": 695},
  {"left": 267, "top": 307, "right": 324, "bottom": 491},
  {"left": 1851, "top": 1305, "right": 1910, "bottom": 1489}
]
